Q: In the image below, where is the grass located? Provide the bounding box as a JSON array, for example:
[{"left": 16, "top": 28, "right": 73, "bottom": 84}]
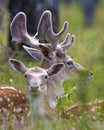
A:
[{"left": 0, "top": 1, "right": 104, "bottom": 129}]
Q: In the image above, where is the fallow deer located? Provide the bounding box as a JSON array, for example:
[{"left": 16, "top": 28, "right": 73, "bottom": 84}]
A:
[
  {"left": 9, "top": 10, "right": 104, "bottom": 128},
  {"left": 9, "top": 58, "right": 65, "bottom": 116},
  {"left": 0, "top": 59, "right": 64, "bottom": 129},
  {"left": 0, "top": 85, "right": 30, "bottom": 130},
  {"left": 8, "top": 59, "right": 104, "bottom": 127},
  {"left": 10, "top": 11, "right": 93, "bottom": 99}
]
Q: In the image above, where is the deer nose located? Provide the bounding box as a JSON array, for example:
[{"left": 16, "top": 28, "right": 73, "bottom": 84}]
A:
[
  {"left": 30, "top": 86, "right": 39, "bottom": 90},
  {"left": 36, "top": 86, "right": 39, "bottom": 89},
  {"left": 87, "top": 71, "right": 93, "bottom": 79},
  {"left": 90, "top": 72, "right": 93, "bottom": 76}
]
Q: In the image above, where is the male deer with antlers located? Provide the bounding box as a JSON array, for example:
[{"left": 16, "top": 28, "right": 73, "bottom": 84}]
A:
[{"left": 10, "top": 10, "right": 93, "bottom": 101}]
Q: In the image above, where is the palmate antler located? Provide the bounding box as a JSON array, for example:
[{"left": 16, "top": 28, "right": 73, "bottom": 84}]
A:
[
  {"left": 56, "top": 33, "right": 75, "bottom": 56},
  {"left": 10, "top": 10, "right": 68, "bottom": 50},
  {"left": 10, "top": 12, "right": 39, "bottom": 48},
  {"left": 35, "top": 10, "right": 68, "bottom": 49}
]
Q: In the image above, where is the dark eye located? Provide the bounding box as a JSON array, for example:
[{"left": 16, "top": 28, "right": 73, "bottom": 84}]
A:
[
  {"left": 66, "top": 60, "right": 73, "bottom": 66},
  {"left": 44, "top": 75, "right": 48, "bottom": 80},
  {"left": 24, "top": 75, "right": 28, "bottom": 79}
]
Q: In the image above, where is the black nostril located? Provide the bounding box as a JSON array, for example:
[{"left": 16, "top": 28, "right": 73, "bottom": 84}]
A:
[
  {"left": 36, "top": 86, "right": 39, "bottom": 89},
  {"left": 30, "top": 86, "right": 33, "bottom": 89},
  {"left": 90, "top": 72, "right": 93, "bottom": 76},
  {"left": 30, "top": 86, "right": 39, "bottom": 90}
]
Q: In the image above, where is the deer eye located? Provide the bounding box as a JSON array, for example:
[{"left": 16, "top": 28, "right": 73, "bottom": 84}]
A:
[
  {"left": 44, "top": 75, "right": 48, "bottom": 80},
  {"left": 67, "top": 60, "right": 73, "bottom": 65},
  {"left": 24, "top": 74, "right": 28, "bottom": 79},
  {"left": 66, "top": 60, "right": 73, "bottom": 68}
]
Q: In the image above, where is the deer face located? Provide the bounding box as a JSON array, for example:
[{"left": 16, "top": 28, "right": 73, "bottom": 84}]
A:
[
  {"left": 24, "top": 67, "right": 48, "bottom": 96},
  {"left": 9, "top": 58, "right": 64, "bottom": 97}
]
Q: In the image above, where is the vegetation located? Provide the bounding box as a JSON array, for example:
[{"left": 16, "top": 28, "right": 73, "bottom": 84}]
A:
[{"left": 0, "top": 1, "right": 104, "bottom": 129}]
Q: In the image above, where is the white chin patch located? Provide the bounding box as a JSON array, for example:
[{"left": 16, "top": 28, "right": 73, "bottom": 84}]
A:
[
  {"left": 86, "top": 74, "right": 93, "bottom": 80},
  {"left": 49, "top": 101, "right": 57, "bottom": 108}
]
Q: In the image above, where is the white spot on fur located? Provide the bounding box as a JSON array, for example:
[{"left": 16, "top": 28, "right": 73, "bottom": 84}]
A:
[
  {"left": 92, "top": 116, "right": 96, "bottom": 120},
  {"left": 22, "top": 96, "right": 25, "bottom": 100},
  {"left": 25, "top": 107, "right": 28, "bottom": 111},
  {"left": 91, "top": 107, "right": 96, "bottom": 112},
  {"left": 16, "top": 94, "right": 19, "bottom": 97},
  {"left": 13, "top": 108, "right": 16, "bottom": 113},
  {"left": 21, "top": 116, "right": 25, "bottom": 124},
  {"left": 19, "top": 90, "right": 22, "bottom": 93},
  {"left": 27, "top": 110, "right": 31, "bottom": 117},
  {"left": 16, "top": 108, "right": 22, "bottom": 113},
  {"left": 49, "top": 101, "right": 57, "bottom": 108},
  {"left": 0, "top": 86, "right": 17, "bottom": 91},
  {"left": 14, "top": 107, "right": 22, "bottom": 113},
  {"left": 2, "top": 108, "right": 7, "bottom": 112},
  {"left": 8, "top": 104, "right": 11, "bottom": 107},
  {"left": 7, "top": 98, "right": 10, "bottom": 102},
  {"left": 4, "top": 95, "right": 7, "bottom": 99},
  {"left": 11, "top": 102, "right": 14, "bottom": 105}
]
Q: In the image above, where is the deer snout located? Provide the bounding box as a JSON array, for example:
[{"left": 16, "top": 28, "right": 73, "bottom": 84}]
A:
[
  {"left": 87, "top": 71, "right": 93, "bottom": 79},
  {"left": 30, "top": 86, "right": 40, "bottom": 91}
]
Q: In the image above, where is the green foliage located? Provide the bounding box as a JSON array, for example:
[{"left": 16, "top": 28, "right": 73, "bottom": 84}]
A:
[{"left": 0, "top": 1, "right": 104, "bottom": 129}]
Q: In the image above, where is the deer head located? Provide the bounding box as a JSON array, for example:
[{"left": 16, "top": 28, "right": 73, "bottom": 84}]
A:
[
  {"left": 9, "top": 58, "right": 64, "bottom": 108},
  {"left": 23, "top": 34, "right": 93, "bottom": 80}
]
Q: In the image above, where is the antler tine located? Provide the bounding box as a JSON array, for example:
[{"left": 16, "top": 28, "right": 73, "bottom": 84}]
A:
[
  {"left": 60, "top": 33, "right": 70, "bottom": 46},
  {"left": 35, "top": 10, "right": 51, "bottom": 41},
  {"left": 35, "top": 10, "right": 68, "bottom": 50},
  {"left": 56, "top": 33, "right": 71, "bottom": 54},
  {"left": 55, "top": 22, "right": 68, "bottom": 43},
  {"left": 10, "top": 12, "right": 39, "bottom": 48},
  {"left": 61, "top": 35, "right": 75, "bottom": 52}
]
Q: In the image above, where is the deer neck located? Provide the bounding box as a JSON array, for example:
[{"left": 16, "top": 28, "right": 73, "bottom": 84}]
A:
[
  {"left": 28, "top": 91, "right": 56, "bottom": 120},
  {"left": 47, "top": 74, "right": 65, "bottom": 97}
]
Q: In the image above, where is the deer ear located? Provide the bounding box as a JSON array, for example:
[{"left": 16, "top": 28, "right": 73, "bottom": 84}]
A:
[
  {"left": 39, "top": 44, "right": 53, "bottom": 59},
  {"left": 23, "top": 46, "right": 42, "bottom": 61},
  {"left": 47, "top": 63, "right": 65, "bottom": 76},
  {"left": 9, "top": 58, "right": 27, "bottom": 74}
]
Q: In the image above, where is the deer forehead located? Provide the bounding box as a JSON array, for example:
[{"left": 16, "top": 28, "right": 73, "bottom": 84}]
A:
[
  {"left": 55, "top": 53, "right": 72, "bottom": 63},
  {"left": 26, "top": 67, "right": 47, "bottom": 75}
]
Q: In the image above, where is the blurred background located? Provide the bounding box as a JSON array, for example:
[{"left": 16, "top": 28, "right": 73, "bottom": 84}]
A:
[{"left": 0, "top": 0, "right": 104, "bottom": 129}]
